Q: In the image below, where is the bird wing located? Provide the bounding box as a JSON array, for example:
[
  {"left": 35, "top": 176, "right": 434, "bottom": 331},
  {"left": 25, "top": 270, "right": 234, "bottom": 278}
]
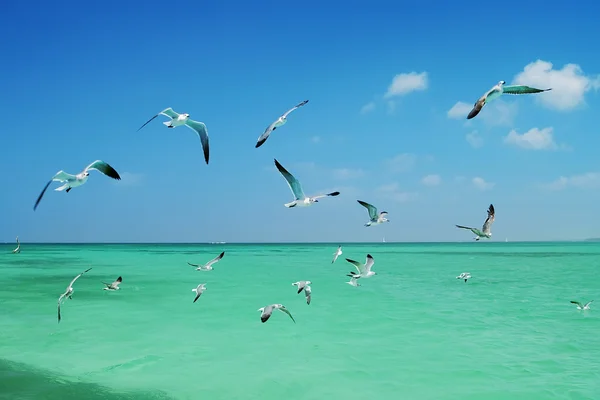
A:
[
  {"left": 193, "top": 290, "right": 203, "bottom": 303},
  {"left": 482, "top": 204, "right": 495, "bottom": 234},
  {"left": 255, "top": 122, "right": 277, "bottom": 149},
  {"left": 467, "top": 96, "right": 485, "bottom": 120},
  {"left": 363, "top": 254, "right": 375, "bottom": 273},
  {"left": 33, "top": 180, "right": 53, "bottom": 211},
  {"left": 111, "top": 276, "right": 123, "bottom": 287},
  {"left": 304, "top": 286, "right": 311, "bottom": 305},
  {"left": 274, "top": 159, "right": 305, "bottom": 200},
  {"left": 137, "top": 107, "right": 180, "bottom": 131},
  {"left": 57, "top": 294, "right": 65, "bottom": 322},
  {"left": 205, "top": 251, "right": 225, "bottom": 268},
  {"left": 571, "top": 300, "right": 583, "bottom": 308},
  {"left": 84, "top": 160, "right": 121, "bottom": 180},
  {"left": 312, "top": 191, "right": 340, "bottom": 200},
  {"left": 280, "top": 100, "right": 309, "bottom": 119},
  {"left": 332, "top": 252, "right": 340, "bottom": 263},
  {"left": 584, "top": 300, "right": 594, "bottom": 308},
  {"left": 187, "top": 262, "right": 201, "bottom": 268},
  {"left": 53, "top": 170, "right": 77, "bottom": 181},
  {"left": 345, "top": 258, "right": 364, "bottom": 274},
  {"left": 278, "top": 306, "right": 296, "bottom": 323},
  {"left": 184, "top": 119, "right": 210, "bottom": 165},
  {"left": 502, "top": 85, "right": 551, "bottom": 95},
  {"left": 68, "top": 267, "right": 92, "bottom": 288},
  {"left": 357, "top": 200, "right": 378, "bottom": 220}
]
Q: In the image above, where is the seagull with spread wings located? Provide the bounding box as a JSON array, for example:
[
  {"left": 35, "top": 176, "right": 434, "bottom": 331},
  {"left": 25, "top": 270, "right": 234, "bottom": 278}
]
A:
[
  {"left": 467, "top": 81, "right": 552, "bottom": 119},
  {"left": 571, "top": 300, "right": 593, "bottom": 310},
  {"left": 187, "top": 251, "right": 225, "bottom": 271},
  {"left": 102, "top": 276, "right": 122, "bottom": 291},
  {"left": 192, "top": 283, "right": 207, "bottom": 303},
  {"left": 57, "top": 267, "right": 92, "bottom": 323},
  {"left": 33, "top": 160, "right": 121, "bottom": 211},
  {"left": 12, "top": 236, "right": 20, "bottom": 254},
  {"left": 255, "top": 100, "right": 309, "bottom": 148},
  {"left": 137, "top": 107, "right": 210, "bottom": 164},
  {"left": 456, "top": 204, "right": 495, "bottom": 241},
  {"left": 257, "top": 304, "right": 296, "bottom": 323},
  {"left": 357, "top": 200, "right": 389, "bottom": 227},
  {"left": 332, "top": 246, "right": 342, "bottom": 263},
  {"left": 274, "top": 159, "right": 340, "bottom": 208},
  {"left": 346, "top": 254, "right": 376, "bottom": 279}
]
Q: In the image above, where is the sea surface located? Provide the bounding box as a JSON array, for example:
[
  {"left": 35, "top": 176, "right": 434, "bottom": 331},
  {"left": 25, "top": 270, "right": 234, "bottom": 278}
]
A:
[{"left": 1, "top": 242, "right": 599, "bottom": 400}]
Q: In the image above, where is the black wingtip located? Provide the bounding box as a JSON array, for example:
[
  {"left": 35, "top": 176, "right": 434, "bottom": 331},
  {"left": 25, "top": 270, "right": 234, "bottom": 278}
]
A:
[
  {"left": 366, "top": 254, "right": 373, "bottom": 259},
  {"left": 466, "top": 108, "right": 480, "bottom": 119},
  {"left": 256, "top": 138, "right": 267, "bottom": 148},
  {"left": 328, "top": 191, "right": 340, "bottom": 196}
]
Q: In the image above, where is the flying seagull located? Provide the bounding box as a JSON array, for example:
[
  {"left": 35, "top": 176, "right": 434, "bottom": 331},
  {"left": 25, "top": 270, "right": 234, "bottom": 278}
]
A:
[
  {"left": 187, "top": 251, "right": 225, "bottom": 271},
  {"left": 33, "top": 160, "right": 121, "bottom": 211},
  {"left": 102, "top": 276, "right": 122, "bottom": 291},
  {"left": 292, "top": 280, "right": 312, "bottom": 294},
  {"left": 137, "top": 107, "right": 210, "bottom": 164},
  {"left": 456, "top": 204, "right": 495, "bottom": 241},
  {"left": 255, "top": 100, "right": 309, "bottom": 148},
  {"left": 346, "top": 254, "right": 376, "bottom": 279},
  {"left": 304, "top": 285, "right": 312, "bottom": 305},
  {"left": 257, "top": 304, "right": 296, "bottom": 323},
  {"left": 192, "top": 283, "right": 207, "bottom": 303},
  {"left": 346, "top": 276, "right": 361, "bottom": 287},
  {"left": 332, "top": 246, "right": 342, "bottom": 263},
  {"left": 571, "top": 300, "right": 593, "bottom": 310},
  {"left": 467, "top": 80, "right": 552, "bottom": 120},
  {"left": 57, "top": 267, "right": 92, "bottom": 323},
  {"left": 357, "top": 200, "right": 389, "bottom": 227},
  {"left": 456, "top": 272, "right": 471, "bottom": 282},
  {"left": 12, "top": 236, "right": 20, "bottom": 254},
  {"left": 274, "top": 159, "right": 340, "bottom": 208}
]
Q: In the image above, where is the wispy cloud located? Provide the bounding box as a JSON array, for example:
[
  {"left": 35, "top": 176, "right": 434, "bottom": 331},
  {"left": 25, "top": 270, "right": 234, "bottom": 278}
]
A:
[
  {"left": 332, "top": 168, "right": 366, "bottom": 180},
  {"left": 384, "top": 71, "right": 429, "bottom": 98},
  {"left": 360, "top": 102, "right": 376, "bottom": 115},
  {"left": 472, "top": 177, "right": 494, "bottom": 191},
  {"left": 421, "top": 174, "right": 441, "bottom": 186},
  {"left": 376, "top": 182, "right": 418, "bottom": 203},
  {"left": 466, "top": 131, "right": 484, "bottom": 148},
  {"left": 447, "top": 101, "right": 472, "bottom": 119},
  {"left": 513, "top": 60, "right": 600, "bottom": 110},
  {"left": 503, "top": 127, "right": 566, "bottom": 150},
  {"left": 543, "top": 172, "right": 600, "bottom": 191},
  {"left": 384, "top": 153, "right": 417, "bottom": 173}
]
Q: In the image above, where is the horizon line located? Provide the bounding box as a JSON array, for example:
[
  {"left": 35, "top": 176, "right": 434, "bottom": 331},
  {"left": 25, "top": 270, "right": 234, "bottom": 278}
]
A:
[{"left": 2, "top": 240, "right": 597, "bottom": 245}]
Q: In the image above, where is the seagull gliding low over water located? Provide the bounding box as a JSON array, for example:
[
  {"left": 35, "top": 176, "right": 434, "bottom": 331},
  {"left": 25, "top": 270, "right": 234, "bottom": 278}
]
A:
[
  {"left": 57, "top": 267, "right": 92, "bottom": 323},
  {"left": 332, "top": 246, "right": 342, "bottom": 263},
  {"left": 456, "top": 272, "right": 471, "bottom": 282},
  {"left": 192, "top": 284, "right": 207, "bottom": 303},
  {"left": 456, "top": 204, "right": 495, "bottom": 241},
  {"left": 187, "top": 251, "right": 225, "bottom": 271},
  {"left": 255, "top": 100, "right": 309, "bottom": 148},
  {"left": 102, "top": 276, "right": 122, "bottom": 291},
  {"left": 571, "top": 300, "right": 593, "bottom": 310},
  {"left": 357, "top": 200, "right": 389, "bottom": 227},
  {"left": 12, "top": 236, "right": 20, "bottom": 254},
  {"left": 33, "top": 160, "right": 121, "bottom": 211},
  {"left": 258, "top": 304, "right": 296, "bottom": 323},
  {"left": 274, "top": 158, "right": 340, "bottom": 208},
  {"left": 467, "top": 80, "right": 552, "bottom": 119},
  {"left": 346, "top": 254, "right": 376, "bottom": 279},
  {"left": 137, "top": 107, "right": 210, "bottom": 165}
]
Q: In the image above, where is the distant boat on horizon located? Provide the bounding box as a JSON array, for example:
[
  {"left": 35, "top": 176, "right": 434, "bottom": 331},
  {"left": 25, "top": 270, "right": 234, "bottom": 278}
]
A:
[{"left": 382, "top": 237, "right": 386, "bottom": 243}]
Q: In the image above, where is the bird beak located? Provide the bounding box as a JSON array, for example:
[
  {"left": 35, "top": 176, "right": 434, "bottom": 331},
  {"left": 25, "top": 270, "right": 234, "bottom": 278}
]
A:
[{"left": 314, "top": 199, "right": 319, "bottom": 202}]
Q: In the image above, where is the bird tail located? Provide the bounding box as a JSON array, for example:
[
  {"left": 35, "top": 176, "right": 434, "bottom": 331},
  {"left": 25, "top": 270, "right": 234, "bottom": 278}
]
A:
[
  {"left": 54, "top": 183, "right": 69, "bottom": 192},
  {"left": 284, "top": 202, "right": 297, "bottom": 208},
  {"left": 163, "top": 121, "right": 172, "bottom": 127}
]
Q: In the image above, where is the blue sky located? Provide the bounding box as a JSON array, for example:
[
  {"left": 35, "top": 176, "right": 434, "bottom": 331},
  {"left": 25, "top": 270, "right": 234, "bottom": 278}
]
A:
[{"left": 1, "top": 1, "right": 600, "bottom": 243}]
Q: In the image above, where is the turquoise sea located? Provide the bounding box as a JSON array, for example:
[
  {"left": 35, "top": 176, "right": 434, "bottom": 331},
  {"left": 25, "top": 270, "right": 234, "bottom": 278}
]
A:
[{"left": 1, "top": 242, "right": 599, "bottom": 400}]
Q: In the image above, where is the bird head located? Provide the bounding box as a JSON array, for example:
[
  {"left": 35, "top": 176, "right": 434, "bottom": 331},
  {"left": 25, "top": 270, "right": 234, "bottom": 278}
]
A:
[
  {"left": 84, "top": 172, "right": 90, "bottom": 177},
  {"left": 257, "top": 307, "right": 264, "bottom": 312},
  {"left": 311, "top": 198, "right": 319, "bottom": 203},
  {"left": 184, "top": 113, "right": 190, "bottom": 118},
  {"left": 306, "top": 281, "right": 312, "bottom": 285},
  {"left": 499, "top": 80, "right": 506, "bottom": 86}
]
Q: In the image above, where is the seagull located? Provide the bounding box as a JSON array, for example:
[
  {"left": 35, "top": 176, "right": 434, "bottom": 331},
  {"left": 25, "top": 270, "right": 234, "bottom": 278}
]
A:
[
  {"left": 456, "top": 204, "right": 495, "bottom": 241},
  {"left": 57, "top": 267, "right": 92, "bottom": 323},
  {"left": 292, "top": 280, "right": 311, "bottom": 294},
  {"left": 571, "top": 300, "right": 593, "bottom": 310},
  {"left": 33, "top": 160, "right": 121, "bottom": 211},
  {"left": 456, "top": 272, "right": 471, "bottom": 282},
  {"left": 255, "top": 100, "right": 309, "bottom": 148},
  {"left": 12, "top": 236, "right": 20, "bottom": 254},
  {"left": 257, "top": 304, "right": 296, "bottom": 323},
  {"left": 332, "top": 246, "right": 342, "bottom": 263},
  {"left": 102, "top": 276, "right": 122, "bottom": 291},
  {"left": 274, "top": 159, "right": 340, "bottom": 208},
  {"left": 357, "top": 200, "right": 389, "bottom": 227},
  {"left": 346, "top": 254, "right": 376, "bottom": 279},
  {"left": 467, "top": 80, "right": 552, "bottom": 120},
  {"left": 346, "top": 276, "right": 361, "bottom": 287},
  {"left": 192, "top": 283, "right": 207, "bottom": 303},
  {"left": 187, "top": 251, "right": 225, "bottom": 271},
  {"left": 137, "top": 107, "right": 210, "bottom": 164},
  {"left": 304, "top": 285, "right": 312, "bottom": 305}
]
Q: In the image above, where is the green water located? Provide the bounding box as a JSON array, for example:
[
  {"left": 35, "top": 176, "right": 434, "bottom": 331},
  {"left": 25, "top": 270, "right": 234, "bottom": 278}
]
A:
[{"left": 1, "top": 242, "right": 599, "bottom": 400}]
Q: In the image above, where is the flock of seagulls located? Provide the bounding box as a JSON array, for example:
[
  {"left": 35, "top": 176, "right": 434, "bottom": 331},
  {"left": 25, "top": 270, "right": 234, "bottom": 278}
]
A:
[{"left": 9, "top": 80, "right": 593, "bottom": 322}]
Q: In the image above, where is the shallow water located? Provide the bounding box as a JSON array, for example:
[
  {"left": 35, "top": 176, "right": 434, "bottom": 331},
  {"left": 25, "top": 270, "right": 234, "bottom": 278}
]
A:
[{"left": 1, "top": 242, "right": 599, "bottom": 399}]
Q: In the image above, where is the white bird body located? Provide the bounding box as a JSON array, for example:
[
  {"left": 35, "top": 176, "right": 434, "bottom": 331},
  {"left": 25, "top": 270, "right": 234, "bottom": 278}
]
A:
[
  {"left": 274, "top": 159, "right": 340, "bottom": 208},
  {"left": 102, "top": 276, "right": 122, "bottom": 291},
  {"left": 346, "top": 276, "right": 361, "bottom": 287},
  {"left": 187, "top": 251, "right": 225, "bottom": 271},
  {"left": 33, "top": 160, "right": 121, "bottom": 211},
  {"left": 456, "top": 272, "right": 471, "bottom": 282},
  {"left": 571, "top": 300, "right": 593, "bottom": 310},
  {"left": 332, "top": 246, "right": 342, "bottom": 263},
  {"left": 57, "top": 267, "right": 92, "bottom": 323},
  {"left": 346, "top": 254, "right": 376, "bottom": 279},
  {"left": 357, "top": 200, "right": 389, "bottom": 227},
  {"left": 12, "top": 236, "right": 20, "bottom": 254},
  {"left": 258, "top": 303, "right": 296, "bottom": 323},
  {"left": 192, "top": 283, "right": 207, "bottom": 303}
]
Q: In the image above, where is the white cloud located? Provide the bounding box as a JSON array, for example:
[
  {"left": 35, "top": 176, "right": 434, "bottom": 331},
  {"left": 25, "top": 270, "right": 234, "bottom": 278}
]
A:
[
  {"left": 332, "top": 168, "right": 366, "bottom": 180},
  {"left": 384, "top": 72, "right": 428, "bottom": 98},
  {"left": 472, "top": 177, "right": 494, "bottom": 191},
  {"left": 447, "top": 101, "right": 473, "bottom": 119},
  {"left": 479, "top": 99, "right": 518, "bottom": 127},
  {"left": 360, "top": 102, "right": 376, "bottom": 114},
  {"left": 376, "top": 182, "right": 418, "bottom": 202},
  {"left": 466, "top": 131, "right": 483, "bottom": 148},
  {"left": 385, "top": 153, "right": 416, "bottom": 173},
  {"left": 310, "top": 136, "right": 321, "bottom": 144},
  {"left": 544, "top": 172, "right": 600, "bottom": 191},
  {"left": 503, "top": 127, "right": 559, "bottom": 150},
  {"left": 421, "top": 174, "right": 441, "bottom": 186},
  {"left": 513, "top": 60, "right": 600, "bottom": 110}
]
